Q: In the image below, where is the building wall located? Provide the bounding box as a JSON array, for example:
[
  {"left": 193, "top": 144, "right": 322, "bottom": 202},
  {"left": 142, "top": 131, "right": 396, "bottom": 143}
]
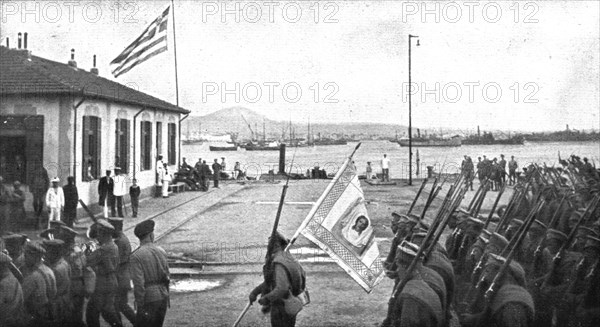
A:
[{"left": 1, "top": 94, "right": 182, "bottom": 212}]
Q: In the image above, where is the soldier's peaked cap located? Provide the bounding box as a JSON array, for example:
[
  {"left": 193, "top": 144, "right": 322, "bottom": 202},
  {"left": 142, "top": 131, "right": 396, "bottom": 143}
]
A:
[
  {"left": 488, "top": 232, "right": 509, "bottom": 250},
  {"left": 58, "top": 226, "right": 78, "bottom": 241},
  {"left": 96, "top": 219, "right": 115, "bottom": 231},
  {"left": 108, "top": 217, "right": 124, "bottom": 225},
  {"left": 2, "top": 233, "right": 27, "bottom": 245},
  {"left": 39, "top": 228, "right": 58, "bottom": 240},
  {"left": 134, "top": 220, "right": 155, "bottom": 239},
  {"left": 584, "top": 236, "right": 600, "bottom": 251},
  {"left": 509, "top": 219, "right": 524, "bottom": 227},
  {"left": 42, "top": 239, "right": 65, "bottom": 249},
  {"left": 546, "top": 228, "right": 568, "bottom": 243},
  {"left": 576, "top": 226, "right": 598, "bottom": 239},
  {"left": 25, "top": 241, "right": 46, "bottom": 255},
  {"left": 530, "top": 220, "right": 547, "bottom": 232}
]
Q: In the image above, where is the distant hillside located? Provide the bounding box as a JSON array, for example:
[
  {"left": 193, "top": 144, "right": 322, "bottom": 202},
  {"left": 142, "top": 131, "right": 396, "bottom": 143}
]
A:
[{"left": 181, "top": 107, "right": 407, "bottom": 140}]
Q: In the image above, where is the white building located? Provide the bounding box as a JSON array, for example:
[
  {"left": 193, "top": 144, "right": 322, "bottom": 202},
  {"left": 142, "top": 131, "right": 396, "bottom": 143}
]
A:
[{"left": 0, "top": 44, "right": 190, "bottom": 210}]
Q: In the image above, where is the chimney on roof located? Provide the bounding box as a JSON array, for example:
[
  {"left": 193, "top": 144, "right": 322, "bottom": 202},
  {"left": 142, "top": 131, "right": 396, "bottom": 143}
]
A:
[
  {"left": 68, "top": 48, "right": 77, "bottom": 68},
  {"left": 90, "top": 55, "right": 99, "bottom": 75},
  {"left": 23, "top": 32, "right": 28, "bottom": 49},
  {"left": 17, "top": 32, "right": 22, "bottom": 49}
]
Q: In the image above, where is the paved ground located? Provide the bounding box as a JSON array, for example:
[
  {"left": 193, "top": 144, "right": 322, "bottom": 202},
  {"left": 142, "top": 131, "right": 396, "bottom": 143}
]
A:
[{"left": 14, "top": 177, "right": 511, "bottom": 326}]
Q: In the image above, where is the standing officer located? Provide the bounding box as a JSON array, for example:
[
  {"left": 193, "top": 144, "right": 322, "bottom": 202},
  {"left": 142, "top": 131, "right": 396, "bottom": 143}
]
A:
[
  {"left": 212, "top": 159, "right": 221, "bottom": 188},
  {"left": 21, "top": 241, "right": 57, "bottom": 326},
  {"left": 0, "top": 251, "right": 25, "bottom": 327},
  {"left": 86, "top": 219, "right": 122, "bottom": 327},
  {"left": 58, "top": 226, "right": 90, "bottom": 327},
  {"left": 108, "top": 218, "right": 136, "bottom": 325},
  {"left": 98, "top": 170, "right": 115, "bottom": 218},
  {"left": 130, "top": 220, "right": 170, "bottom": 327}
]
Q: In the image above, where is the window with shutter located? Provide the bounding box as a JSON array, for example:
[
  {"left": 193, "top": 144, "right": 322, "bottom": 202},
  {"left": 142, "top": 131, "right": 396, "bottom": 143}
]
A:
[
  {"left": 168, "top": 123, "right": 177, "bottom": 165},
  {"left": 115, "top": 119, "right": 130, "bottom": 173},
  {"left": 156, "top": 121, "right": 162, "bottom": 158},
  {"left": 141, "top": 121, "right": 152, "bottom": 171},
  {"left": 82, "top": 116, "right": 101, "bottom": 181}
]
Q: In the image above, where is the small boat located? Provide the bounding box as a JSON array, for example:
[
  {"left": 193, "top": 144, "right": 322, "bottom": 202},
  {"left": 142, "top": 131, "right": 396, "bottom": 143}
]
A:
[
  {"left": 398, "top": 136, "right": 461, "bottom": 147},
  {"left": 209, "top": 145, "right": 237, "bottom": 151},
  {"left": 244, "top": 141, "right": 280, "bottom": 151},
  {"left": 182, "top": 139, "right": 203, "bottom": 145}
]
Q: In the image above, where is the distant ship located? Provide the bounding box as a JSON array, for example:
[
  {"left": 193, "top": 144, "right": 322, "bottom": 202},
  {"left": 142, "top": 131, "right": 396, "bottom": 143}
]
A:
[
  {"left": 209, "top": 144, "right": 237, "bottom": 151},
  {"left": 398, "top": 136, "right": 461, "bottom": 147},
  {"left": 462, "top": 133, "right": 524, "bottom": 145},
  {"left": 244, "top": 141, "right": 281, "bottom": 151},
  {"left": 182, "top": 139, "right": 204, "bottom": 145},
  {"left": 313, "top": 138, "right": 348, "bottom": 146}
]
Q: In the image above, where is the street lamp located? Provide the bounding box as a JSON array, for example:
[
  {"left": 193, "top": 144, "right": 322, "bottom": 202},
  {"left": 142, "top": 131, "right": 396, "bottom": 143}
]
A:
[{"left": 408, "top": 34, "right": 419, "bottom": 186}]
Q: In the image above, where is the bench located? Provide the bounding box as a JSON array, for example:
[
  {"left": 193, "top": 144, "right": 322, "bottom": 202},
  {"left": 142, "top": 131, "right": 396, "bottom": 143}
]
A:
[
  {"left": 154, "top": 182, "right": 186, "bottom": 197},
  {"left": 170, "top": 182, "right": 186, "bottom": 193}
]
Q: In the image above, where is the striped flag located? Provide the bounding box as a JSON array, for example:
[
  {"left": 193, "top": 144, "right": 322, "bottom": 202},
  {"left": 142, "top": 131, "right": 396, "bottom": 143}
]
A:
[
  {"left": 293, "top": 152, "right": 385, "bottom": 293},
  {"left": 111, "top": 6, "right": 170, "bottom": 78}
]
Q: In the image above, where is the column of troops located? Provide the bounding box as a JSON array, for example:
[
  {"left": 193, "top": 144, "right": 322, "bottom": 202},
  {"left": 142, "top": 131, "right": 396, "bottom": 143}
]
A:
[
  {"left": 381, "top": 154, "right": 600, "bottom": 327},
  {"left": 0, "top": 218, "right": 170, "bottom": 327}
]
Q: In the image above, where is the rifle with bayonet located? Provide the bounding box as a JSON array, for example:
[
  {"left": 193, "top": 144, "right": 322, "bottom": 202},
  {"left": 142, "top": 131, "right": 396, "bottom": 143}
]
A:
[{"left": 541, "top": 195, "right": 600, "bottom": 288}]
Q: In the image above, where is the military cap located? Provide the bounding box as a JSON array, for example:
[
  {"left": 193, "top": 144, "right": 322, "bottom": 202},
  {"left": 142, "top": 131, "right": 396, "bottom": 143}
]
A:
[
  {"left": 39, "top": 228, "right": 58, "bottom": 240},
  {"left": 546, "top": 228, "right": 568, "bottom": 243},
  {"left": 392, "top": 212, "right": 420, "bottom": 225},
  {"left": 51, "top": 177, "right": 60, "bottom": 183},
  {"left": 58, "top": 226, "right": 78, "bottom": 241},
  {"left": 485, "top": 253, "right": 527, "bottom": 287},
  {"left": 42, "top": 239, "right": 65, "bottom": 250},
  {"left": 488, "top": 233, "right": 509, "bottom": 251},
  {"left": 50, "top": 220, "right": 66, "bottom": 228},
  {"left": 25, "top": 241, "right": 46, "bottom": 255},
  {"left": 530, "top": 220, "right": 547, "bottom": 233},
  {"left": 481, "top": 229, "right": 492, "bottom": 238},
  {"left": 576, "top": 226, "right": 599, "bottom": 239},
  {"left": 13, "top": 180, "right": 21, "bottom": 186},
  {"left": 96, "top": 219, "right": 115, "bottom": 231},
  {"left": 510, "top": 218, "right": 524, "bottom": 227},
  {"left": 114, "top": 166, "right": 122, "bottom": 171},
  {"left": 134, "top": 220, "right": 155, "bottom": 239},
  {"left": 584, "top": 236, "right": 600, "bottom": 251},
  {"left": 397, "top": 240, "right": 419, "bottom": 258},
  {"left": 477, "top": 234, "right": 490, "bottom": 245},
  {"left": 269, "top": 231, "right": 290, "bottom": 247},
  {"left": 2, "top": 233, "right": 28, "bottom": 246},
  {"left": 108, "top": 217, "right": 124, "bottom": 226},
  {"left": 0, "top": 252, "right": 12, "bottom": 264}
]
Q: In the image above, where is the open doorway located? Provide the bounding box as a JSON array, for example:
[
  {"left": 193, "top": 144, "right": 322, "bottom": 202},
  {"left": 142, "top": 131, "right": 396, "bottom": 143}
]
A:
[{"left": 0, "top": 136, "right": 26, "bottom": 184}]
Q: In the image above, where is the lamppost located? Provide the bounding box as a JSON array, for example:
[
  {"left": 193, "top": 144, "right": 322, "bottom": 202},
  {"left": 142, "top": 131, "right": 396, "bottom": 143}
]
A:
[{"left": 408, "top": 34, "right": 419, "bottom": 186}]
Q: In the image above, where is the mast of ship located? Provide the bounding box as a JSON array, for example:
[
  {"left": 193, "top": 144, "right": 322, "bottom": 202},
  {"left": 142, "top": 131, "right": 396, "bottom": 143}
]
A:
[{"left": 263, "top": 118, "right": 266, "bottom": 143}]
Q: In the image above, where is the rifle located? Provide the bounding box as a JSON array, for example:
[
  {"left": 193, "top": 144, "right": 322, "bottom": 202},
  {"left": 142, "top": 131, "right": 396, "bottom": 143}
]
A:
[
  {"left": 541, "top": 195, "right": 599, "bottom": 289},
  {"left": 78, "top": 199, "right": 98, "bottom": 223},
  {"left": 469, "top": 200, "right": 543, "bottom": 316},
  {"left": 468, "top": 179, "right": 486, "bottom": 212},
  {"left": 480, "top": 200, "right": 543, "bottom": 321},
  {"left": 533, "top": 195, "right": 567, "bottom": 258},
  {"left": 471, "top": 181, "right": 490, "bottom": 217},
  {"left": 418, "top": 178, "right": 439, "bottom": 222},
  {"left": 425, "top": 183, "right": 468, "bottom": 259},
  {"left": 407, "top": 178, "right": 429, "bottom": 216},
  {"left": 483, "top": 184, "right": 506, "bottom": 229},
  {"left": 234, "top": 142, "right": 303, "bottom": 327}
]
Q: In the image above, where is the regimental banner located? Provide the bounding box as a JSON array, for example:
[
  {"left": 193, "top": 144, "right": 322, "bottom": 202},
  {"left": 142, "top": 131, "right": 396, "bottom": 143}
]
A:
[{"left": 297, "top": 160, "right": 385, "bottom": 293}]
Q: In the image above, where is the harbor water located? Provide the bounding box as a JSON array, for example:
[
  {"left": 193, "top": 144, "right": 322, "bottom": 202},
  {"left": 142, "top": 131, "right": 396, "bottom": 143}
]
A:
[{"left": 182, "top": 140, "right": 600, "bottom": 179}]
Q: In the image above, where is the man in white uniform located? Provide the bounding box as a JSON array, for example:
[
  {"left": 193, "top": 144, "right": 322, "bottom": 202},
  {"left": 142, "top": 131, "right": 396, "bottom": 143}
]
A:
[
  {"left": 45, "top": 177, "right": 64, "bottom": 227},
  {"left": 381, "top": 154, "right": 390, "bottom": 182},
  {"left": 112, "top": 167, "right": 127, "bottom": 217}
]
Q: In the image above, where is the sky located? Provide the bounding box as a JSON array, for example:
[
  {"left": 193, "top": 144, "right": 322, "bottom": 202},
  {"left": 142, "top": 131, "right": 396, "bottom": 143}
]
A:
[{"left": 1, "top": 0, "right": 599, "bottom": 132}]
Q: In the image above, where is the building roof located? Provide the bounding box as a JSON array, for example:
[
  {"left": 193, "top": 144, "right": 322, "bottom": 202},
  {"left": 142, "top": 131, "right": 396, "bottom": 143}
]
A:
[{"left": 0, "top": 46, "right": 189, "bottom": 114}]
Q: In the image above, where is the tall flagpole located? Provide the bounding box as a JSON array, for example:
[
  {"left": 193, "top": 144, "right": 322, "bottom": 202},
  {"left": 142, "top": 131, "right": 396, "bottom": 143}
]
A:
[
  {"left": 171, "top": 0, "right": 186, "bottom": 169},
  {"left": 171, "top": 0, "right": 180, "bottom": 106}
]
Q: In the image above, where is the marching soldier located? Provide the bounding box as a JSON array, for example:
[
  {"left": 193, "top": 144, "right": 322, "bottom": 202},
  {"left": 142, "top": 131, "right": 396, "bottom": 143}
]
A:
[
  {"left": 0, "top": 251, "right": 25, "bottom": 327},
  {"left": 58, "top": 226, "right": 90, "bottom": 327},
  {"left": 108, "top": 217, "right": 136, "bottom": 325},
  {"left": 86, "top": 219, "right": 122, "bottom": 327},
  {"left": 383, "top": 212, "right": 423, "bottom": 279},
  {"left": 386, "top": 241, "right": 444, "bottom": 327},
  {"left": 461, "top": 253, "right": 534, "bottom": 327},
  {"left": 2, "top": 233, "right": 27, "bottom": 269},
  {"left": 42, "top": 239, "right": 72, "bottom": 325},
  {"left": 249, "top": 231, "right": 306, "bottom": 327},
  {"left": 130, "top": 220, "right": 171, "bottom": 327},
  {"left": 21, "top": 241, "right": 57, "bottom": 326}
]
